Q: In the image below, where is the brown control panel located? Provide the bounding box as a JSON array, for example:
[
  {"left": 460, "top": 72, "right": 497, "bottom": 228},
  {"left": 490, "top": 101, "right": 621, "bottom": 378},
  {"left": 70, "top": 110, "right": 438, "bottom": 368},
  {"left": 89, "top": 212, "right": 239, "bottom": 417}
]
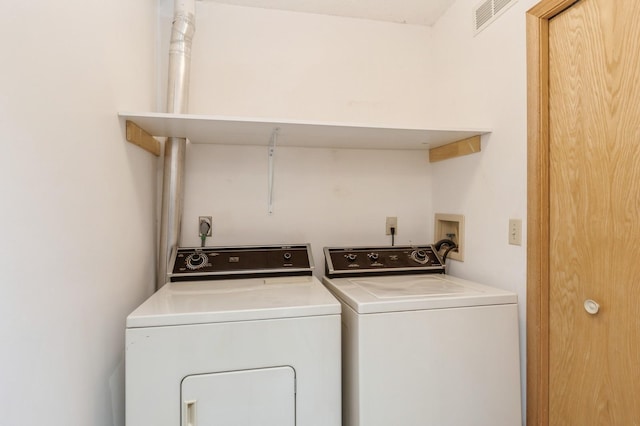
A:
[
  {"left": 170, "top": 244, "right": 313, "bottom": 282},
  {"left": 324, "top": 245, "right": 445, "bottom": 277}
]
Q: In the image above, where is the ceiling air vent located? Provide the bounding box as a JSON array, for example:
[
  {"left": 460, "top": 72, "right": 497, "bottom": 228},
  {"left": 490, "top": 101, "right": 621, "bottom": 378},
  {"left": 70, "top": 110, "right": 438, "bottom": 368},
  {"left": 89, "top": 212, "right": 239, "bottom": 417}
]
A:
[{"left": 474, "top": 0, "right": 517, "bottom": 35}]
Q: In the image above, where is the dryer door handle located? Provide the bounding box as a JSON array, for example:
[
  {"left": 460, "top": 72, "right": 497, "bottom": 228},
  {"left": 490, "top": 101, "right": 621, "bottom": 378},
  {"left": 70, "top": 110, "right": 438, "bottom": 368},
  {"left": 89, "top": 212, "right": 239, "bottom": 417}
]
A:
[{"left": 184, "top": 400, "right": 197, "bottom": 426}]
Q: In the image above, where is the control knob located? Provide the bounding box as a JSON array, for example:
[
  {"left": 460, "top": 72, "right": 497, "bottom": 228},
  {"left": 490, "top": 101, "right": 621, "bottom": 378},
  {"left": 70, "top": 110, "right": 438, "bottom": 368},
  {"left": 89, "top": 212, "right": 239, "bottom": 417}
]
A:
[
  {"left": 367, "top": 252, "right": 380, "bottom": 262},
  {"left": 345, "top": 253, "right": 358, "bottom": 262},
  {"left": 186, "top": 252, "right": 209, "bottom": 270},
  {"left": 283, "top": 252, "right": 292, "bottom": 261},
  {"left": 411, "top": 249, "right": 430, "bottom": 265}
]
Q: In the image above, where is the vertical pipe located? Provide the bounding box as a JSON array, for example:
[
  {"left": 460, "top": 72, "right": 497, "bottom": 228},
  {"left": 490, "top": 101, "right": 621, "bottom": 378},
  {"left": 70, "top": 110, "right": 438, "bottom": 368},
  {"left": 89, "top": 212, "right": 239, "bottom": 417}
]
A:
[{"left": 157, "top": 0, "right": 195, "bottom": 289}]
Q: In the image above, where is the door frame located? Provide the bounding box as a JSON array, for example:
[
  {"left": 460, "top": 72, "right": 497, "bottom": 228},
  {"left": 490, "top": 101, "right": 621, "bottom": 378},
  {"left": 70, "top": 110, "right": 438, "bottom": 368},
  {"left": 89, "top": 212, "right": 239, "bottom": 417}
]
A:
[{"left": 526, "top": 0, "right": 577, "bottom": 424}]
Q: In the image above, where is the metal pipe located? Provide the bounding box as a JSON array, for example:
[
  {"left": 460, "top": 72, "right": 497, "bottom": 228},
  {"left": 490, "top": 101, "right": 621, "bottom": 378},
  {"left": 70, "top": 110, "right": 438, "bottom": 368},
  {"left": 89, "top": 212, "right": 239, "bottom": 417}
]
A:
[
  {"left": 157, "top": 0, "right": 195, "bottom": 289},
  {"left": 166, "top": 1, "right": 195, "bottom": 113}
]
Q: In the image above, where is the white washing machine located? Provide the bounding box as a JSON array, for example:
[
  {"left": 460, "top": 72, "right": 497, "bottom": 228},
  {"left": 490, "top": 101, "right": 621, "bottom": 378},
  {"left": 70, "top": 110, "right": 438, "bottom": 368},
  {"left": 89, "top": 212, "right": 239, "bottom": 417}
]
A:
[
  {"left": 322, "top": 245, "right": 522, "bottom": 426},
  {"left": 126, "top": 244, "right": 341, "bottom": 426}
]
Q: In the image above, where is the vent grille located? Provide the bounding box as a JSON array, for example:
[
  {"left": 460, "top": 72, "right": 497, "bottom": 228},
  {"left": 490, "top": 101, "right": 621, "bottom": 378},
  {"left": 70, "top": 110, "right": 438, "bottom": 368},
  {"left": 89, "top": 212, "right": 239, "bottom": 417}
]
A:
[
  {"left": 474, "top": 0, "right": 517, "bottom": 35},
  {"left": 494, "top": 0, "right": 513, "bottom": 13},
  {"left": 475, "top": 0, "right": 493, "bottom": 29}
]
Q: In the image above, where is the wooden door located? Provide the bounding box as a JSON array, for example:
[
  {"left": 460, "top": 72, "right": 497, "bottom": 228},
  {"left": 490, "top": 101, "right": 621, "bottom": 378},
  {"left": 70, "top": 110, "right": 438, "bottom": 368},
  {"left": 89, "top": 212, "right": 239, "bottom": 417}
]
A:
[{"left": 528, "top": 0, "right": 640, "bottom": 424}]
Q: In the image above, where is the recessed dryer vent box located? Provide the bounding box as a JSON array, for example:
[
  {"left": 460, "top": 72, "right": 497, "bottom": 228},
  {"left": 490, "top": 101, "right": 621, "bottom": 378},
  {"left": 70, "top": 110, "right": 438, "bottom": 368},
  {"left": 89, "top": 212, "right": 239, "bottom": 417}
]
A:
[{"left": 434, "top": 213, "right": 464, "bottom": 262}]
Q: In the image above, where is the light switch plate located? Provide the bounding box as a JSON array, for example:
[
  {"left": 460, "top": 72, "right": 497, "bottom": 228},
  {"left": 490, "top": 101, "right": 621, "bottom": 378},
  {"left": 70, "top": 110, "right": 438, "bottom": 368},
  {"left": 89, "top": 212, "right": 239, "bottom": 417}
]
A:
[{"left": 509, "top": 219, "right": 522, "bottom": 246}]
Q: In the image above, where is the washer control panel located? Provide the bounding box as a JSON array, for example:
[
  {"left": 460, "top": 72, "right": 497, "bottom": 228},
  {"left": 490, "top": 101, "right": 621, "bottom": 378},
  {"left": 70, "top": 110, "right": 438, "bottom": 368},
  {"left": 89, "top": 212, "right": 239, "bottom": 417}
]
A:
[
  {"left": 324, "top": 245, "right": 445, "bottom": 277},
  {"left": 170, "top": 244, "right": 313, "bottom": 282}
]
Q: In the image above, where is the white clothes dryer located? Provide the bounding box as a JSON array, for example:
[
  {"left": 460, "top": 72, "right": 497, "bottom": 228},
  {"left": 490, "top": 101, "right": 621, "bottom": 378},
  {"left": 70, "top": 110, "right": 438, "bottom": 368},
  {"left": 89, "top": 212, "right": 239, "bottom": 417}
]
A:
[
  {"left": 126, "top": 244, "right": 341, "bottom": 426},
  {"left": 323, "top": 245, "right": 522, "bottom": 426}
]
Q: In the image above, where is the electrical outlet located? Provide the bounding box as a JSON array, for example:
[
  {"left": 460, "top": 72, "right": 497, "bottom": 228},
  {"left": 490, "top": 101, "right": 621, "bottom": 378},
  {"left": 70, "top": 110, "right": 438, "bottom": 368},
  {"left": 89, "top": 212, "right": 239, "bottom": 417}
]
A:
[
  {"left": 199, "top": 216, "right": 212, "bottom": 237},
  {"left": 509, "top": 219, "right": 522, "bottom": 246},
  {"left": 385, "top": 217, "right": 398, "bottom": 235}
]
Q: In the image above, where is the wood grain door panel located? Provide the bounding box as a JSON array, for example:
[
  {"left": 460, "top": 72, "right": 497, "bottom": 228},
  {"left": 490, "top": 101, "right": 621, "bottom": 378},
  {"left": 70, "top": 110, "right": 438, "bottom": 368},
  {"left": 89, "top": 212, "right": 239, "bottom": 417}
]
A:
[{"left": 547, "top": 0, "right": 640, "bottom": 423}]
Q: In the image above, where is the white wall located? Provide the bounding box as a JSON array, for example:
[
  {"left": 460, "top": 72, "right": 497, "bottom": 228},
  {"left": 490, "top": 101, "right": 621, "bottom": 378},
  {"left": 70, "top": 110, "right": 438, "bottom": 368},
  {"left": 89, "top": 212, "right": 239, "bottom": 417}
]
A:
[
  {"left": 0, "top": 1, "right": 157, "bottom": 425},
  {"left": 187, "top": 3, "right": 433, "bottom": 127},
  {"left": 427, "top": 0, "right": 539, "bottom": 418},
  {"left": 182, "top": 144, "right": 432, "bottom": 270},
  {"left": 166, "top": 3, "right": 437, "bottom": 270}
]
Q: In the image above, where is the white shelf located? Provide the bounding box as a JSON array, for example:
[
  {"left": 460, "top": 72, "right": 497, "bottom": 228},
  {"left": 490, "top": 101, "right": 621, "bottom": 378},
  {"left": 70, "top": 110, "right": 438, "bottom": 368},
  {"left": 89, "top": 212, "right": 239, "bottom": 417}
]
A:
[{"left": 119, "top": 112, "right": 490, "bottom": 151}]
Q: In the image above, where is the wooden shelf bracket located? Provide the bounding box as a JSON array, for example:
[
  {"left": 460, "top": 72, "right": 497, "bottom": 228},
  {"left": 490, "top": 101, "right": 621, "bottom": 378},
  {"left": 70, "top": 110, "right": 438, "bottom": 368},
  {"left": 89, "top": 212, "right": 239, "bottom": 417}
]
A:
[
  {"left": 428, "top": 135, "right": 481, "bottom": 163},
  {"left": 125, "top": 120, "right": 161, "bottom": 156}
]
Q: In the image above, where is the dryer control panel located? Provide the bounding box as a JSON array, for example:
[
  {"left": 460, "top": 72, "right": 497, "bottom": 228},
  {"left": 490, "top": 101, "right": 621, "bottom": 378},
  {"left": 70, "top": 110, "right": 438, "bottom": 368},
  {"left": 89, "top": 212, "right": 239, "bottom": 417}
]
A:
[
  {"left": 170, "top": 244, "right": 313, "bottom": 282},
  {"left": 324, "top": 245, "right": 445, "bottom": 277}
]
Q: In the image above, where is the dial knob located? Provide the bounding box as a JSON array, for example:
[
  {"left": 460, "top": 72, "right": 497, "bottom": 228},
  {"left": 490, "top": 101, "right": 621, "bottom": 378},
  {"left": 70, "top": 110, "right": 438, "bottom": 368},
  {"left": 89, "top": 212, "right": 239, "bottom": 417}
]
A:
[
  {"left": 186, "top": 252, "right": 208, "bottom": 270},
  {"left": 283, "top": 252, "right": 292, "bottom": 261},
  {"left": 411, "top": 250, "right": 429, "bottom": 264},
  {"left": 345, "top": 253, "right": 358, "bottom": 262},
  {"left": 368, "top": 252, "right": 379, "bottom": 262}
]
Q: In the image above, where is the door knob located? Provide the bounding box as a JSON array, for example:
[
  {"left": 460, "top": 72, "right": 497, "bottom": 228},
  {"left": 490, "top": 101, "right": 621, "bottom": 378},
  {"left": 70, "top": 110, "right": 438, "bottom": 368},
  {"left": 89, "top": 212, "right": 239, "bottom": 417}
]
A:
[{"left": 584, "top": 299, "right": 600, "bottom": 315}]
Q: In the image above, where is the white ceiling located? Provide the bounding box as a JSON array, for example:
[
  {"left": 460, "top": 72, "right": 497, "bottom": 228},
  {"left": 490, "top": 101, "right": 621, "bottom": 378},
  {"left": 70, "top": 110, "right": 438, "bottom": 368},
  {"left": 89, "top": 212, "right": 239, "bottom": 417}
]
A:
[{"left": 206, "top": 0, "right": 458, "bottom": 26}]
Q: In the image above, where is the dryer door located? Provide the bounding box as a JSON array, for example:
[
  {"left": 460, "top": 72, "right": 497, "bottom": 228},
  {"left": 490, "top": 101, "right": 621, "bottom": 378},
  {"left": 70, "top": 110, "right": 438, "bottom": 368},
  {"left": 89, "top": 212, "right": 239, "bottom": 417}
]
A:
[{"left": 181, "top": 366, "right": 295, "bottom": 426}]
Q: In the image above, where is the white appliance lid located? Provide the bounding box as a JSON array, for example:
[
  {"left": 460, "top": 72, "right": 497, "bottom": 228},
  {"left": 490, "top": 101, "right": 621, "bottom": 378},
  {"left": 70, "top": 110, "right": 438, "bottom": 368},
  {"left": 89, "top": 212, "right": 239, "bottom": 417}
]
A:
[
  {"left": 322, "top": 274, "right": 517, "bottom": 314},
  {"left": 127, "top": 276, "right": 340, "bottom": 328}
]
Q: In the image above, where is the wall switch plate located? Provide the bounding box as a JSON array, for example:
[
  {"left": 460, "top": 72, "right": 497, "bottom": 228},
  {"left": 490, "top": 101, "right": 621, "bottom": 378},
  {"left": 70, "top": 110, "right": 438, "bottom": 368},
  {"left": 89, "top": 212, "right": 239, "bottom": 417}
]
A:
[
  {"left": 509, "top": 219, "right": 522, "bottom": 246},
  {"left": 385, "top": 216, "right": 398, "bottom": 235}
]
